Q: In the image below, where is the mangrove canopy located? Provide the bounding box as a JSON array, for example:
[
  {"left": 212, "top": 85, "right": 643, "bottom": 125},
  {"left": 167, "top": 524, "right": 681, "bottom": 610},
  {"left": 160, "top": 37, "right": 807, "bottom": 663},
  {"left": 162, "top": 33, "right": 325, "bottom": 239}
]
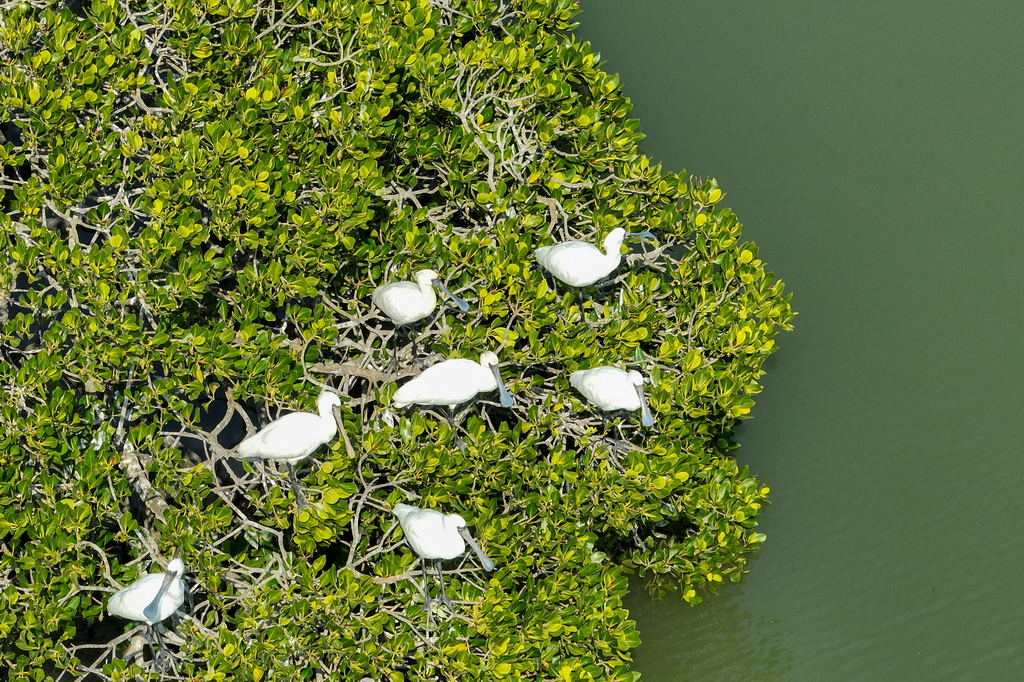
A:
[{"left": 0, "top": 0, "right": 794, "bottom": 678}]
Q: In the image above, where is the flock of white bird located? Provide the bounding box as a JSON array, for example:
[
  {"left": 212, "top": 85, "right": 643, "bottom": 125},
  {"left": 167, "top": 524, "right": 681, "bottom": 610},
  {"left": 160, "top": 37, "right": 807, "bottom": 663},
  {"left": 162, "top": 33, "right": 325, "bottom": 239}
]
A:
[{"left": 107, "top": 227, "right": 659, "bottom": 650}]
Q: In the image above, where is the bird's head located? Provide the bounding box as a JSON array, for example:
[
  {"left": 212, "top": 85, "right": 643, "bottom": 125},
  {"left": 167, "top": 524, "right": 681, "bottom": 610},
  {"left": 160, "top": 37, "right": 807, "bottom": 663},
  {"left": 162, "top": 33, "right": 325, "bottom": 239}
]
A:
[
  {"left": 628, "top": 371, "right": 655, "bottom": 427},
  {"left": 415, "top": 269, "right": 440, "bottom": 285},
  {"left": 318, "top": 390, "right": 342, "bottom": 410},
  {"left": 480, "top": 351, "right": 515, "bottom": 407},
  {"left": 603, "top": 227, "right": 627, "bottom": 251}
]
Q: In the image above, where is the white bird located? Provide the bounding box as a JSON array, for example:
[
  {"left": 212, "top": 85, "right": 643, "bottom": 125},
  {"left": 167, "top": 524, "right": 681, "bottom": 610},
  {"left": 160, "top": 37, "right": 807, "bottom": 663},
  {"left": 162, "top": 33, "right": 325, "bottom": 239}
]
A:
[
  {"left": 570, "top": 367, "right": 655, "bottom": 427},
  {"left": 373, "top": 269, "right": 469, "bottom": 325},
  {"left": 373, "top": 269, "right": 469, "bottom": 369},
  {"left": 391, "top": 351, "right": 515, "bottom": 432},
  {"left": 108, "top": 557, "right": 186, "bottom": 625},
  {"left": 535, "top": 228, "right": 655, "bottom": 288},
  {"left": 235, "top": 389, "right": 342, "bottom": 507},
  {"left": 393, "top": 503, "right": 494, "bottom": 610}
]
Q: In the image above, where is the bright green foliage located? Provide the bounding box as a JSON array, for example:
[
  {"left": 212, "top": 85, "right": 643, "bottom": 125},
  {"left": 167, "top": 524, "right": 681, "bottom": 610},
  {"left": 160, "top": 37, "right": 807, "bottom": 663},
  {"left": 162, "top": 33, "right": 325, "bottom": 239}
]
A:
[{"left": 0, "top": 0, "right": 793, "bottom": 679}]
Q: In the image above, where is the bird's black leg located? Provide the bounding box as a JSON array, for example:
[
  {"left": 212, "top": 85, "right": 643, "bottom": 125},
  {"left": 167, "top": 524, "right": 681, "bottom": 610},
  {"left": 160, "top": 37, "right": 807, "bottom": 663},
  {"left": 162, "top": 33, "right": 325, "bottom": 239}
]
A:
[
  {"left": 410, "top": 327, "right": 420, "bottom": 365},
  {"left": 447, "top": 407, "right": 465, "bottom": 449},
  {"left": 599, "top": 414, "right": 629, "bottom": 467},
  {"left": 146, "top": 623, "right": 170, "bottom": 672},
  {"left": 575, "top": 287, "right": 587, "bottom": 310},
  {"left": 287, "top": 462, "right": 309, "bottom": 510},
  {"left": 390, "top": 326, "right": 402, "bottom": 372},
  {"left": 421, "top": 559, "right": 433, "bottom": 613},
  {"left": 599, "top": 412, "right": 624, "bottom": 444},
  {"left": 143, "top": 624, "right": 158, "bottom": 664},
  {"left": 435, "top": 560, "right": 454, "bottom": 608}
]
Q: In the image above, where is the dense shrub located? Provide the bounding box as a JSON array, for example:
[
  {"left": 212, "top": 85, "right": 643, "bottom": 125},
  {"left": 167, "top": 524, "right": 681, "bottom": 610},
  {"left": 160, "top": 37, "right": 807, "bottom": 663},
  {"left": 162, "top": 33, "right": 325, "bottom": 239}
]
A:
[{"left": 0, "top": 0, "right": 793, "bottom": 678}]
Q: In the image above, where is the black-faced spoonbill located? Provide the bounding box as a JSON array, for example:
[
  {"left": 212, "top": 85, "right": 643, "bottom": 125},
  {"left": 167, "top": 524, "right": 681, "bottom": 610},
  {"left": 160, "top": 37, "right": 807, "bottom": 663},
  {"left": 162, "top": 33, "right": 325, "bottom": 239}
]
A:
[
  {"left": 373, "top": 269, "right": 469, "bottom": 366},
  {"left": 234, "top": 389, "right": 342, "bottom": 508},
  {"left": 393, "top": 503, "right": 495, "bottom": 611},
  {"left": 108, "top": 557, "right": 186, "bottom": 624},
  {"left": 391, "top": 351, "right": 515, "bottom": 433},
  {"left": 570, "top": 366, "right": 655, "bottom": 427},
  {"left": 107, "top": 556, "right": 186, "bottom": 667},
  {"left": 534, "top": 228, "right": 655, "bottom": 288},
  {"left": 373, "top": 269, "right": 469, "bottom": 324}
]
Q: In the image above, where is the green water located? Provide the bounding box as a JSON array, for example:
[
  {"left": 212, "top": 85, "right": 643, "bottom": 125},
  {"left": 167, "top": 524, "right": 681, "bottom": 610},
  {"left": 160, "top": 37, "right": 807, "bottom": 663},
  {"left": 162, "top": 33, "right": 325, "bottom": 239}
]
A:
[{"left": 578, "top": 2, "right": 1024, "bottom": 679}]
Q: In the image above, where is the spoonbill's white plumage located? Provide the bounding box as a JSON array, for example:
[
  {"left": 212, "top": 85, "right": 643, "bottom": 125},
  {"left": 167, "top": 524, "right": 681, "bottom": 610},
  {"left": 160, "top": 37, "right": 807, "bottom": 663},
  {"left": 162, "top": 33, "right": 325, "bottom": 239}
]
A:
[
  {"left": 570, "top": 367, "right": 655, "bottom": 427},
  {"left": 535, "top": 228, "right": 657, "bottom": 288},
  {"left": 373, "top": 269, "right": 469, "bottom": 368},
  {"left": 235, "top": 389, "right": 342, "bottom": 506},
  {"left": 393, "top": 503, "right": 494, "bottom": 609},
  {"left": 534, "top": 227, "right": 626, "bottom": 288},
  {"left": 391, "top": 352, "right": 515, "bottom": 430},
  {"left": 372, "top": 269, "right": 469, "bottom": 325},
  {"left": 107, "top": 558, "right": 186, "bottom": 625}
]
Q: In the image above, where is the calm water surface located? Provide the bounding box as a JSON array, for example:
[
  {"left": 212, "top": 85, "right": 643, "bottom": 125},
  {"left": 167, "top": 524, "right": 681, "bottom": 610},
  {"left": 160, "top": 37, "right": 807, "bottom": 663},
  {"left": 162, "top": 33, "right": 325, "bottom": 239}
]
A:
[{"left": 578, "top": 2, "right": 1024, "bottom": 679}]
